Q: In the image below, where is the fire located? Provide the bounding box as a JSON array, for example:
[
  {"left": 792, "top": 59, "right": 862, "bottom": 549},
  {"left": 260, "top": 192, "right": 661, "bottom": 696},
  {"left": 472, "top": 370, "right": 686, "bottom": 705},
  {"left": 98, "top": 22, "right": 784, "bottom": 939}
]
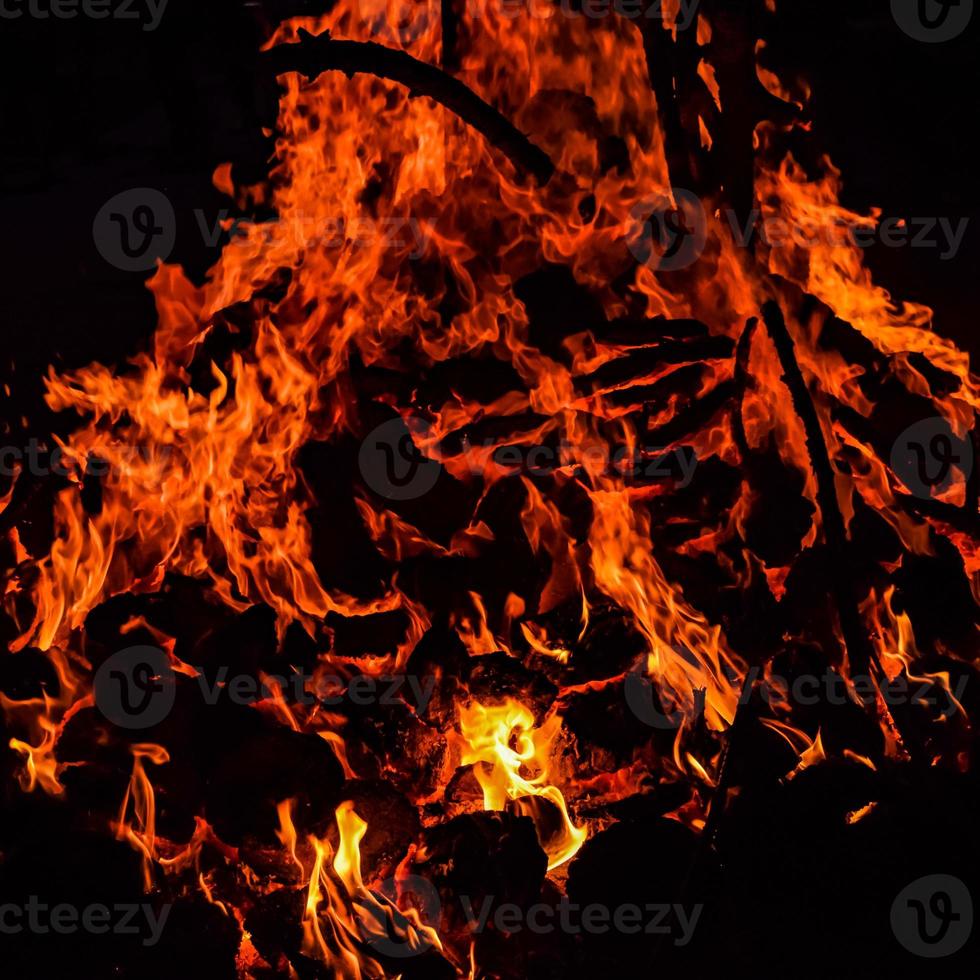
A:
[
  {"left": 8, "top": 726, "right": 63, "bottom": 796},
  {"left": 301, "top": 830, "right": 377, "bottom": 978},
  {"left": 1, "top": 0, "right": 977, "bottom": 974},
  {"left": 115, "top": 743, "right": 170, "bottom": 892},
  {"left": 458, "top": 698, "right": 587, "bottom": 869},
  {"left": 588, "top": 489, "right": 743, "bottom": 731},
  {"left": 299, "top": 802, "right": 443, "bottom": 976}
]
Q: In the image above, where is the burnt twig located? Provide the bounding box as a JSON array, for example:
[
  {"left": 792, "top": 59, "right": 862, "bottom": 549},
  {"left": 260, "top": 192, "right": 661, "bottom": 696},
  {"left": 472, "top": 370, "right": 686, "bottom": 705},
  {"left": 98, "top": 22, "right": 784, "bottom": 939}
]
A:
[
  {"left": 575, "top": 335, "right": 735, "bottom": 394},
  {"left": 760, "top": 300, "right": 912, "bottom": 756},
  {"left": 732, "top": 315, "right": 759, "bottom": 460}
]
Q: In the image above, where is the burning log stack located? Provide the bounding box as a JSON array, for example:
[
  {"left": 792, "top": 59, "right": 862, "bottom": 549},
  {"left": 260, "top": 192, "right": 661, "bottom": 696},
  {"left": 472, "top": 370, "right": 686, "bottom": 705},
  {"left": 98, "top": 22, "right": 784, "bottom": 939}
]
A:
[{"left": 1, "top": 0, "right": 978, "bottom": 977}]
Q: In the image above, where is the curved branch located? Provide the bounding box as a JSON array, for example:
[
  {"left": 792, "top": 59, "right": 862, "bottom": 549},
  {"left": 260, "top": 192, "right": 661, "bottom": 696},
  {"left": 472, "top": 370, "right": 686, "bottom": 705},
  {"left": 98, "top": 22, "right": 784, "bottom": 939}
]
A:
[
  {"left": 263, "top": 30, "right": 556, "bottom": 186},
  {"left": 732, "top": 315, "right": 759, "bottom": 460}
]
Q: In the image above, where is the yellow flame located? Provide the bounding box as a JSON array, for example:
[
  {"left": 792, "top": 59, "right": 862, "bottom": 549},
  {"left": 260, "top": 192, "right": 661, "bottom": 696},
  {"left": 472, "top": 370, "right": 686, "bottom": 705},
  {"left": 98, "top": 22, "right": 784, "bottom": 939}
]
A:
[{"left": 458, "top": 698, "right": 587, "bottom": 869}]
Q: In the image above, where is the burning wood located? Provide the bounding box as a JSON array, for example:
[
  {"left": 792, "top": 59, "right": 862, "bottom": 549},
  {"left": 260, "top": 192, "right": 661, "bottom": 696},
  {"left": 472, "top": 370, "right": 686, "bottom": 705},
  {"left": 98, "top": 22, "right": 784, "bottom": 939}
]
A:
[{"left": 1, "top": 0, "right": 978, "bottom": 976}]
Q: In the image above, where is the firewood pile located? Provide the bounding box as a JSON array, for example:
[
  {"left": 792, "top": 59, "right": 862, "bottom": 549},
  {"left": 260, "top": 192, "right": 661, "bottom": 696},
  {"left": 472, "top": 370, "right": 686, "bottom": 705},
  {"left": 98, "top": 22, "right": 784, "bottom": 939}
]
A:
[{"left": 1, "top": 1, "right": 977, "bottom": 976}]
